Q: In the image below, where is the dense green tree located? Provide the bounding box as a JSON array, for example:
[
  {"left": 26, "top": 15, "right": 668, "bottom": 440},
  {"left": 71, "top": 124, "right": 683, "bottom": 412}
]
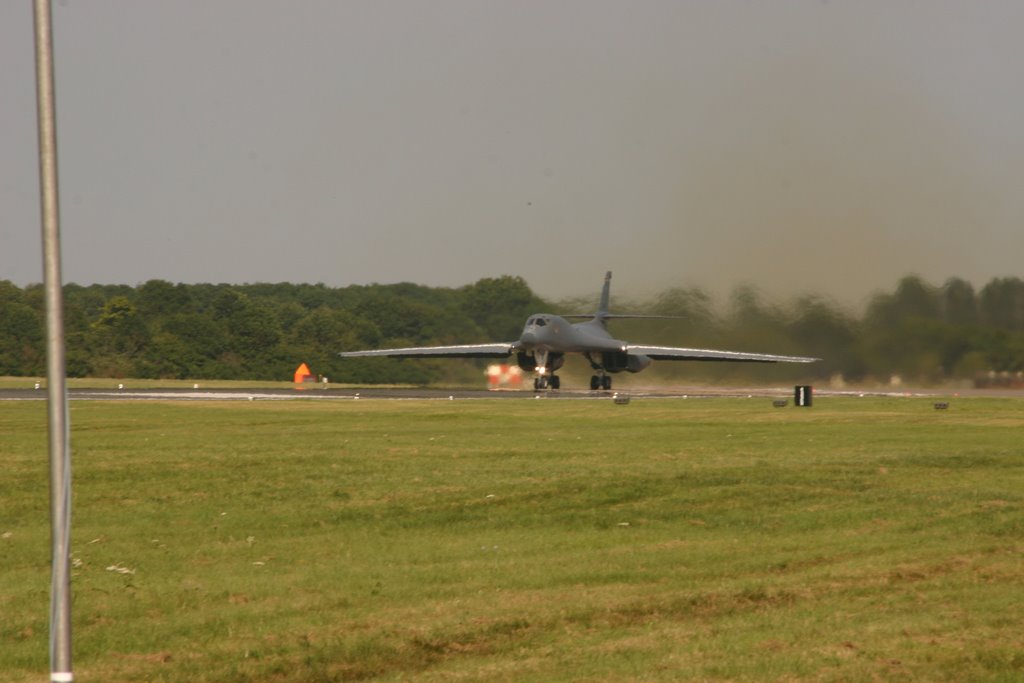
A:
[
  {"left": 91, "top": 296, "right": 149, "bottom": 355},
  {"left": 866, "top": 275, "right": 941, "bottom": 330},
  {"left": 971, "top": 328, "right": 1024, "bottom": 373},
  {"left": 942, "top": 277, "right": 978, "bottom": 327},
  {"left": 786, "top": 295, "right": 861, "bottom": 379},
  {"left": 137, "top": 279, "right": 193, "bottom": 317},
  {"left": 64, "top": 283, "right": 134, "bottom": 319},
  {"left": 275, "top": 302, "right": 308, "bottom": 332},
  {"left": 285, "top": 306, "right": 387, "bottom": 382},
  {"left": 211, "top": 288, "right": 249, "bottom": 319},
  {"left": 728, "top": 285, "right": 779, "bottom": 329},
  {"left": 0, "top": 301, "right": 44, "bottom": 375},
  {"left": 2, "top": 274, "right": 1024, "bottom": 385},
  {"left": 165, "top": 313, "right": 228, "bottom": 361},
  {"left": 979, "top": 277, "right": 1024, "bottom": 330},
  {"left": 722, "top": 285, "right": 792, "bottom": 355},
  {"left": 460, "top": 276, "right": 544, "bottom": 341},
  {"left": 355, "top": 291, "right": 438, "bottom": 343},
  {"left": 227, "top": 300, "right": 283, "bottom": 363},
  {"left": 137, "top": 331, "right": 198, "bottom": 379},
  {"left": 651, "top": 286, "right": 714, "bottom": 321},
  {"left": 86, "top": 296, "right": 149, "bottom": 377}
]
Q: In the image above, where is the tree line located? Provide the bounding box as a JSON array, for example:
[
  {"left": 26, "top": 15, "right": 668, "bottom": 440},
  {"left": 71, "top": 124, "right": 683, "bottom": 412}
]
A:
[{"left": 1, "top": 274, "right": 1023, "bottom": 385}]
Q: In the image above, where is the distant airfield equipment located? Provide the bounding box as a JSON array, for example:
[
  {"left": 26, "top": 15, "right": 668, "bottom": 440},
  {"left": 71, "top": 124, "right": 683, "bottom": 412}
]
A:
[
  {"left": 294, "top": 363, "right": 314, "bottom": 384},
  {"left": 486, "top": 364, "right": 523, "bottom": 390},
  {"left": 339, "top": 272, "right": 820, "bottom": 391}
]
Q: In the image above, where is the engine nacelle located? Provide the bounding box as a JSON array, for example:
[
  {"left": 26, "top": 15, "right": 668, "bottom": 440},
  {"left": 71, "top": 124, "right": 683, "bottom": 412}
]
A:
[
  {"left": 517, "top": 352, "right": 564, "bottom": 372},
  {"left": 601, "top": 351, "right": 651, "bottom": 374}
]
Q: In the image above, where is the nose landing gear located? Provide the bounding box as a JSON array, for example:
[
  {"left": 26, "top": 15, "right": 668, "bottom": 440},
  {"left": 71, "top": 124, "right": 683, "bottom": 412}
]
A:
[
  {"left": 530, "top": 348, "right": 561, "bottom": 392},
  {"left": 533, "top": 374, "right": 561, "bottom": 391}
]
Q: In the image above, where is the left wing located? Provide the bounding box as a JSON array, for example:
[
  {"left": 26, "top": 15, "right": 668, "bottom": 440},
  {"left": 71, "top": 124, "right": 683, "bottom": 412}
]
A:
[
  {"left": 626, "top": 345, "right": 819, "bottom": 364},
  {"left": 339, "top": 343, "right": 516, "bottom": 359}
]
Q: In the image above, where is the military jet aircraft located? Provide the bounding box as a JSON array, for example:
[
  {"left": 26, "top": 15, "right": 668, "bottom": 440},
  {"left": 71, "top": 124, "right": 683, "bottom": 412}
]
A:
[{"left": 339, "top": 272, "right": 819, "bottom": 391}]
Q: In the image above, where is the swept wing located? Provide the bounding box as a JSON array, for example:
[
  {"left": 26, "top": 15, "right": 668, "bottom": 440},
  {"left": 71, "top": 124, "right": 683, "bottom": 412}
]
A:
[
  {"left": 338, "top": 343, "right": 516, "bottom": 359},
  {"left": 626, "top": 345, "right": 819, "bottom": 364}
]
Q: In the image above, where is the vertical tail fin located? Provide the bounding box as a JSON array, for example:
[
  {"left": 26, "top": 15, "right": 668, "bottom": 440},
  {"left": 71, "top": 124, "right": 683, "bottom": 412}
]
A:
[{"left": 597, "top": 271, "right": 612, "bottom": 320}]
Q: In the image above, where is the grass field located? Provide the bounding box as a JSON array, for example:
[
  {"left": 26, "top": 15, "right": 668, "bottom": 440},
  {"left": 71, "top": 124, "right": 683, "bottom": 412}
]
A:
[{"left": 2, "top": 396, "right": 1023, "bottom": 681}]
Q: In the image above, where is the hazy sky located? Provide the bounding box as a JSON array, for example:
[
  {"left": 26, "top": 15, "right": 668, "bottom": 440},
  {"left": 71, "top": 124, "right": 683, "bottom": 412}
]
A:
[{"left": 3, "top": 1, "right": 1022, "bottom": 307}]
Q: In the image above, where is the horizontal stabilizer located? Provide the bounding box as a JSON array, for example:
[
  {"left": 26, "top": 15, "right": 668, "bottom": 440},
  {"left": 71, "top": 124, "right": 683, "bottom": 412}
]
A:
[{"left": 561, "top": 313, "right": 686, "bottom": 320}]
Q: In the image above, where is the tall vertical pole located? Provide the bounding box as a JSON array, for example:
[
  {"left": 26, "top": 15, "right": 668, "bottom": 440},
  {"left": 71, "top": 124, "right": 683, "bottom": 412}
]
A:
[{"left": 33, "top": 1, "right": 73, "bottom": 681}]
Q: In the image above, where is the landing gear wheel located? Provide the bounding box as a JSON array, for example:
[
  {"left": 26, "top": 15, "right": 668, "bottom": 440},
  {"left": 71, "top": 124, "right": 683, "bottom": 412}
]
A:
[
  {"left": 550, "top": 375, "right": 561, "bottom": 390},
  {"left": 602, "top": 376, "right": 612, "bottom": 390},
  {"left": 590, "top": 375, "right": 600, "bottom": 391},
  {"left": 534, "top": 376, "right": 548, "bottom": 391}
]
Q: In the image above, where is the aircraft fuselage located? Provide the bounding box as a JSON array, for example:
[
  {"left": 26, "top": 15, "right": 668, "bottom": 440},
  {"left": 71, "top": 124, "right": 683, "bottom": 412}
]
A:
[{"left": 518, "top": 315, "right": 624, "bottom": 354}]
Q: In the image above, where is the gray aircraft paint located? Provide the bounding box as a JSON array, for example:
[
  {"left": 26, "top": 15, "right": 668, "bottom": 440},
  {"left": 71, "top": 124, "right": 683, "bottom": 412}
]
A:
[{"left": 339, "top": 272, "right": 818, "bottom": 390}]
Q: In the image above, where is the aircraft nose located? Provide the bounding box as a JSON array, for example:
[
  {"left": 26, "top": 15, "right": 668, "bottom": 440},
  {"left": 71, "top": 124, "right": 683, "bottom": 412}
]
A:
[{"left": 520, "top": 331, "right": 538, "bottom": 347}]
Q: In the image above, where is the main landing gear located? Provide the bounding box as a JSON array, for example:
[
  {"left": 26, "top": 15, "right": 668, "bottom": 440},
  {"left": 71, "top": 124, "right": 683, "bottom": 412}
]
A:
[{"left": 583, "top": 352, "right": 612, "bottom": 391}]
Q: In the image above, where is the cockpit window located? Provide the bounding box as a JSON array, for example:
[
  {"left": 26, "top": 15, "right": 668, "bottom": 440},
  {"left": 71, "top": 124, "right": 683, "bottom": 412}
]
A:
[{"left": 536, "top": 318, "right": 547, "bottom": 326}]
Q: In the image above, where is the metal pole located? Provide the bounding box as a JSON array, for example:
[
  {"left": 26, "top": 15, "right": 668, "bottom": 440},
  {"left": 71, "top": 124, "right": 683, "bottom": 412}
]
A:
[{"left": 33, "top": 1, "right": 73, "bottom": 681}]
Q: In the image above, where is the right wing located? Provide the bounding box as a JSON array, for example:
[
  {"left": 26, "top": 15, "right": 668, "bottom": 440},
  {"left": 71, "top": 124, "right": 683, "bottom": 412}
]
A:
[
  {"left": 627, "top": 345, "right": 820, "bottom": 364},
  {"left": 339, "top": 343, "right": 517, "bottom": 359}
]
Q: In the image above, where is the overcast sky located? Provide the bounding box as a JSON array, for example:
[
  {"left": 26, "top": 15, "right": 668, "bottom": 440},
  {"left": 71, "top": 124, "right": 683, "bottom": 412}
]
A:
[{"left": 3, "top": 1, "right": 1022, "bottom": 307}]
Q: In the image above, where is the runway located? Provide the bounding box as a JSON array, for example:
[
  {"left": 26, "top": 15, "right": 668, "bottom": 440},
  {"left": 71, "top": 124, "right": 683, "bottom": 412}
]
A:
[
  {"left": 0, "top": 385, "right": 956, "bottom": 402},
  {"left": 0, "top": 386, "right": 744, "bottom": 402}
]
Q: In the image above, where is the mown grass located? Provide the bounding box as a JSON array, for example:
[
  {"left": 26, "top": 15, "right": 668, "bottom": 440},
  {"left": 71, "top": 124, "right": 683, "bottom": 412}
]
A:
[{"left": 2, "top": 396, "right": 1023, "bottom": 681}]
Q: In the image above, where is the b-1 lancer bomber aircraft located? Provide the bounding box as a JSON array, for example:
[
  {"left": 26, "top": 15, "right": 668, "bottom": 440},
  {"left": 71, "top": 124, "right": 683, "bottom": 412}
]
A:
[{"left": 339, "top": 272, "right": 819, "bottom": 391}]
